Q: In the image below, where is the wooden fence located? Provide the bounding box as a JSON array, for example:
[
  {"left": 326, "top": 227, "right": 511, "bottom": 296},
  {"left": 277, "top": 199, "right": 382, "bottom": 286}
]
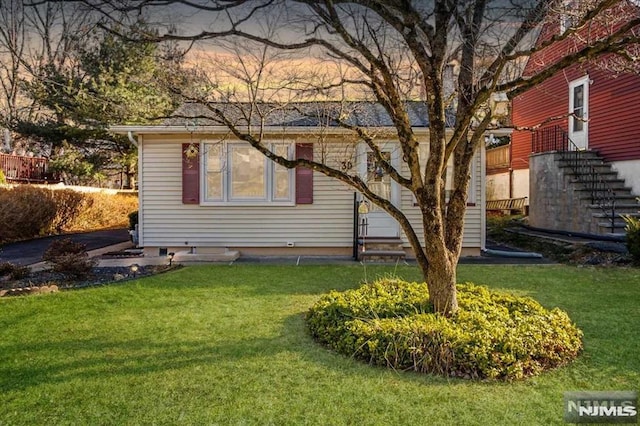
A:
[
  {"left": 0, "top": 153, "right": 58, "bottom": 183},
  {"left": 486, "top": 144, "right": 510, "bottom": 172}
]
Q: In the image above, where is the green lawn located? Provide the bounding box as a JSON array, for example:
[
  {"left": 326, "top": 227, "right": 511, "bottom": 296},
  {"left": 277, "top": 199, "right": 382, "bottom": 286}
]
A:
[{"left": 1, "top": 264, "right": 638, "bottom": 425}]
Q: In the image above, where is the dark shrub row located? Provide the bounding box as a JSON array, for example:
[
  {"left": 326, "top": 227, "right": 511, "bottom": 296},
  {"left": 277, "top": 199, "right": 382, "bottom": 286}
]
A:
[
  {"left": 0, "top": 186, "right": 138, "bottom": 243},
  {"left": 306, "top": 278, "right": 583, "bottom": 380}
]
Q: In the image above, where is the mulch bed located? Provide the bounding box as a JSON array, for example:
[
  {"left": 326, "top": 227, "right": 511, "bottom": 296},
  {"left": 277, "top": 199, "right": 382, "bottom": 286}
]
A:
[{"left": 0, "top": 264, "right": 178, "bottom": 297}]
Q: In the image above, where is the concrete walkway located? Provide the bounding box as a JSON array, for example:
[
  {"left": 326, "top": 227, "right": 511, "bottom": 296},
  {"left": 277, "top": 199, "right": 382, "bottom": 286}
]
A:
[{"left": 1, "top": 227, "right": 560, "bottom": 269}]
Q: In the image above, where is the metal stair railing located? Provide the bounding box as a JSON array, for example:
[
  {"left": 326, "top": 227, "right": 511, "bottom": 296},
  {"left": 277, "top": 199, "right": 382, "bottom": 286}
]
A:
[{"left": 532, "top": 126, "right": 617, "bottom": 233}]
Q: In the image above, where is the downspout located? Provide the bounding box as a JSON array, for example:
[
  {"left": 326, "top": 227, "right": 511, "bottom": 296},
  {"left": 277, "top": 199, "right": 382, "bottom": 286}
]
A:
[
  {"left": 508, "top": 141, "right": 513, "bottom": 199},
  {"left": 127, "top": 131, "right": 138, "bottom": 148},
  {"left": 127, "top": 131, "right": 140, "bottom": 247}
]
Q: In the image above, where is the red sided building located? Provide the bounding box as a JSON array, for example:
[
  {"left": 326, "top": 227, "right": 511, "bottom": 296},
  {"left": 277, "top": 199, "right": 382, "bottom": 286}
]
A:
[{"left": 505, "top": 2, "right": 640, "bottom": 235}]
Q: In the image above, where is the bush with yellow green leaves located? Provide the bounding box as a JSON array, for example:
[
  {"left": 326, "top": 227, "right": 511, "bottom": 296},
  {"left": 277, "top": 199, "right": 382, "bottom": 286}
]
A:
[{"left": 306, "top": 278, "right": 583, "bottom": 380}]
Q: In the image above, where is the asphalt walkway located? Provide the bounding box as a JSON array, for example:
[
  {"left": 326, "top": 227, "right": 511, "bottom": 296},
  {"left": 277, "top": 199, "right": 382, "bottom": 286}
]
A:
[{"left": 0, "top": 228, "right": 131, "bottom": 266}]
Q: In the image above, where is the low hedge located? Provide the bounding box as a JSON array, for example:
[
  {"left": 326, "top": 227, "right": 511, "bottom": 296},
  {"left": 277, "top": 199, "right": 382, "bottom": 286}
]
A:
[
  {"left": 0, "top": 186, "right": 138, "bottom": 243},
  {"left": 306, "top": 278, "right": 583, "bottom": 380}
]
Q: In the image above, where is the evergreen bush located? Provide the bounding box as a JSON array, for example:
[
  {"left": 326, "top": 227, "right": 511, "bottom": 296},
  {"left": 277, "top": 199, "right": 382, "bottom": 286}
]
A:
[{"left": 43, "top": 238, "right": 97, "bottom": 278}]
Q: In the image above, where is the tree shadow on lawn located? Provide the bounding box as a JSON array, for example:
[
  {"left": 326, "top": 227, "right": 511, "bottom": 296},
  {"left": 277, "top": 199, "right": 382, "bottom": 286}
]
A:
[
  {"left": 0, "top": 310, "right": 464, "bottom": 396},
  {"left": 2, "top": 311, "right": 637, "bottom": 397},
  {"left": 0, "top": 333, "right": 287, "bottom": 394},
  {"left": 3, "top": 268, "right": 637, "bottom": 395}
]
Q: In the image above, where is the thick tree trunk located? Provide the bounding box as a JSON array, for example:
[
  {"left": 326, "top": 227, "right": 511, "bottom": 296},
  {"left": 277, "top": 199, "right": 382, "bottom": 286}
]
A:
[
  {"left": 415, "top": 209, "right": 461, "bottom": 317},
  {"left": 425, "top": 251, "right": 458, "bottom": 315},
  {"left": 392, "top": 202, "right": 459, "bottom": 316}
]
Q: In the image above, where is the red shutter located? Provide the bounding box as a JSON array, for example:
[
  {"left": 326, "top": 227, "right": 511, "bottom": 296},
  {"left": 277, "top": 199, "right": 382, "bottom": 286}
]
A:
[
  {"left": 295, "top": 143, "right": 313, "bottom": 204},
  {"left": 182, "top": 143, "right": 200, "bottom": 204}
]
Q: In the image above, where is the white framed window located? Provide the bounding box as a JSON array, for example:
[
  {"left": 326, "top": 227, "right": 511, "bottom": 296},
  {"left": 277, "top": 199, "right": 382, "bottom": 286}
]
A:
[
  {"left": 416, "top": 143, "right": 477, "bottom": 205},
  {"left": 202, "top": 141, "right": 294, "bottom": 205}
]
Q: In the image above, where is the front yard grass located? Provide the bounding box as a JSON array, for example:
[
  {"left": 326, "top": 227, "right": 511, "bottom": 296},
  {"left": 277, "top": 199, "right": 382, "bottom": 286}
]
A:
[{"left": 1, "top": 264, "right": 638, "bottom": 425}]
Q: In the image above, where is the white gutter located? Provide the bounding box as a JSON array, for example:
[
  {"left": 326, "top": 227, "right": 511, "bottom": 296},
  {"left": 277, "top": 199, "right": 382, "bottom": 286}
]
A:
[
  {"left": 110, "top": 125, "right": 436, "bottom": 136},
  {"left": 112, "top": 124, "right": 513, "bottom": 137}
]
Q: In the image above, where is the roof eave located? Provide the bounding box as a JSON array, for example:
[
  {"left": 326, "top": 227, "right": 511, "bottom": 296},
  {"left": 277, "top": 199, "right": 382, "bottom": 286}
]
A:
[
  {"left": 110, "top": 124, "right": 513, "bottom": 136},
  {"left": 109, "top": 125, "right": 433, "bottom": 135}
]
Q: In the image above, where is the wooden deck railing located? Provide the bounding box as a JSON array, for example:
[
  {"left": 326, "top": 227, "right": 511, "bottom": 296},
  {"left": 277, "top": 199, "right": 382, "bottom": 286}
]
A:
[
  {"left": 0, "top": 153, "right": 58, "bottom": 183},
  {"left": 486, "top": 144, "right": 510, "bottom": 171}
]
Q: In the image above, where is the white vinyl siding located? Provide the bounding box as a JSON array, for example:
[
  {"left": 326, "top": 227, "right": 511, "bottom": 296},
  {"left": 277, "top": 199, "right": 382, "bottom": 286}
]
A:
[
  {"left": 139, "top": 135, "right": 353, "bottom": 248},
  {"left": 138, "top": 133, "right": 483, "bottom": 251},
  {"left": 401, "top": 141, "right": 483, "bottom": 249}
]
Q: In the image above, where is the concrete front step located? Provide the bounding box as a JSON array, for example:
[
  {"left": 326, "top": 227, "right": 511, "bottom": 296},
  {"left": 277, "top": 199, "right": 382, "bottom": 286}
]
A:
[
  {"left": 357, "top": 236, "right": 405, "bottom": 262},
  {"left": 559, "top": 150, "right": 602, "bottom": 158},
  {"left": 590, "top": 203, "right": 640, "bottom": 210},
  {"left": 558, "top": 158, "right": 607, "bottom": 166},
  {"left": 359, "top": 249, "right": 406, "bottom": 262},
  {"left": 565, "top": 170, "right": 618, "bottom": 177},
  {"left": 357, "top": 237, "right": 404, "bottom": 244},
  {"left": 574, "top": 187, "right": 631, "bottom": 195},
  {"left": 580, "top": 195, "right": 638, "bottom": 203},
  {"left": 558, "top": 164, "right": 612, "bottom": 174},
  {"left": 558, "top": 159, "right": 608, "bottom": 166},
  {"left": 597, "top": 223, "right": 627, "bottom": 232},
  {"left": 571, "top": 179, "right": 628, "bottom": 188},
  {"left": 172, "top": 250, "right": 240, "bottom": 263},
  {"left": 592, "top": 212, "right": 640, "bottom": 219},
  {"left": 534, "top": 149, "right": 637, "bottom": 237},
  {"left": 594, "top": 218, "right": 628, "bottom": 227}
]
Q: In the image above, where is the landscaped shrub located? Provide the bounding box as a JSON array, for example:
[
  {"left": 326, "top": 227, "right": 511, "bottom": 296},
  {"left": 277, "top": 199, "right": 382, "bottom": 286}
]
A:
[
  {"left": 64, "top": 192, "right": 138, "bottom": 231},
  {"left": 0, "top": 186, "right": 138, "bottom": 243},
  {"left": 0, "top": 186, "right": 57, "bottom": 242},
  {"left": 50, "top": 189, "right": 86, "bottom": 233},
  {"left": 0, "top": 262, "right": 31, "bottom": 280},
  {"left": 0, "top": 169, "right": 6, "bottom": 184},
  {"left": 42, "top": 238, "right": 97, "bottom": 278},
  {"left": 623, "top": 213, "right": 640, "bottom": 265},
  {"left": 306, "top": 278, "right": 583, "bottom": 380}
]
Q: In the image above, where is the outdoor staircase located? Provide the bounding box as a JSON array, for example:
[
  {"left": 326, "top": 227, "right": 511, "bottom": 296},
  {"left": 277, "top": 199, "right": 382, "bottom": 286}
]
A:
[
  {"left": 557, "top": 150, "right": 640, "bottom": 237},
  {"left": 357, "top": 236, "right": 407, "bottom": 262}
]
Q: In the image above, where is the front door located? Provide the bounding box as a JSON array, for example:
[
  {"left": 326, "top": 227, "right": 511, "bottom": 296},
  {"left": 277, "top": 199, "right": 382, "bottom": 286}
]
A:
[
  {"left": 360, "top": 145, "right": 399, "bottom": 237},
  {"left": 569, "top": 76, "right": 589, "bottom": 150}
]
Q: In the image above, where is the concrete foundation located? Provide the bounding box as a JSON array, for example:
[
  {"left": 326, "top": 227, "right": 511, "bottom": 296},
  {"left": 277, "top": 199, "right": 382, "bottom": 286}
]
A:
[{"left": 529, "top": 152, "right": 595, "bottom": 234}]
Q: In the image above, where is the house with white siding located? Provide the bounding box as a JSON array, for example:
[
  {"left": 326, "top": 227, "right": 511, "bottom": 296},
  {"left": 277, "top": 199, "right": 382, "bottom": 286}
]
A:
[{"left": 110, "top": 102, "right": 486, "bottom": 261}]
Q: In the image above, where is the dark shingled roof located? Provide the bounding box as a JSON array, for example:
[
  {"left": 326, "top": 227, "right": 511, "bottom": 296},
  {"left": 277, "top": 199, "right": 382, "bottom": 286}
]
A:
[{"left": 162, "top": 101, "right": 456, "bottom": 128}]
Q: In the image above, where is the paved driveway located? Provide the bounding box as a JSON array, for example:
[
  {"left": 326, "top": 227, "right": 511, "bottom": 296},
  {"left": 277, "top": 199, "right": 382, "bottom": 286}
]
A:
[{"left": 0, "top": 228, "right": 130, "bottom": 266}]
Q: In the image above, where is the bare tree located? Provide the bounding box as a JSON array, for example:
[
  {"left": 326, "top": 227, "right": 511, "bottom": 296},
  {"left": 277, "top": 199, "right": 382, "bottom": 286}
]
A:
[
  {"left": 86, "top": 0, "right": 639, "bottom": 315},
  {"left": 0, "top": 0, "right": 28, "bottom": 132},
  {"left": 0, "top": 0, "right": 96, "bottom": 151}
]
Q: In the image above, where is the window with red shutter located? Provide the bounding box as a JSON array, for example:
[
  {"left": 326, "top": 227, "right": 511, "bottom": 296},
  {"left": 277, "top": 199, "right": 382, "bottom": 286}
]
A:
[
  {"left": 182, "top": 143, "right": 200, "bottom": 204},
  {"left": 199, "top": 141, "right": 300, "bottom": 205},
  {"left": 295, "top": 143, "right": 313, "bottom": 204}
]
